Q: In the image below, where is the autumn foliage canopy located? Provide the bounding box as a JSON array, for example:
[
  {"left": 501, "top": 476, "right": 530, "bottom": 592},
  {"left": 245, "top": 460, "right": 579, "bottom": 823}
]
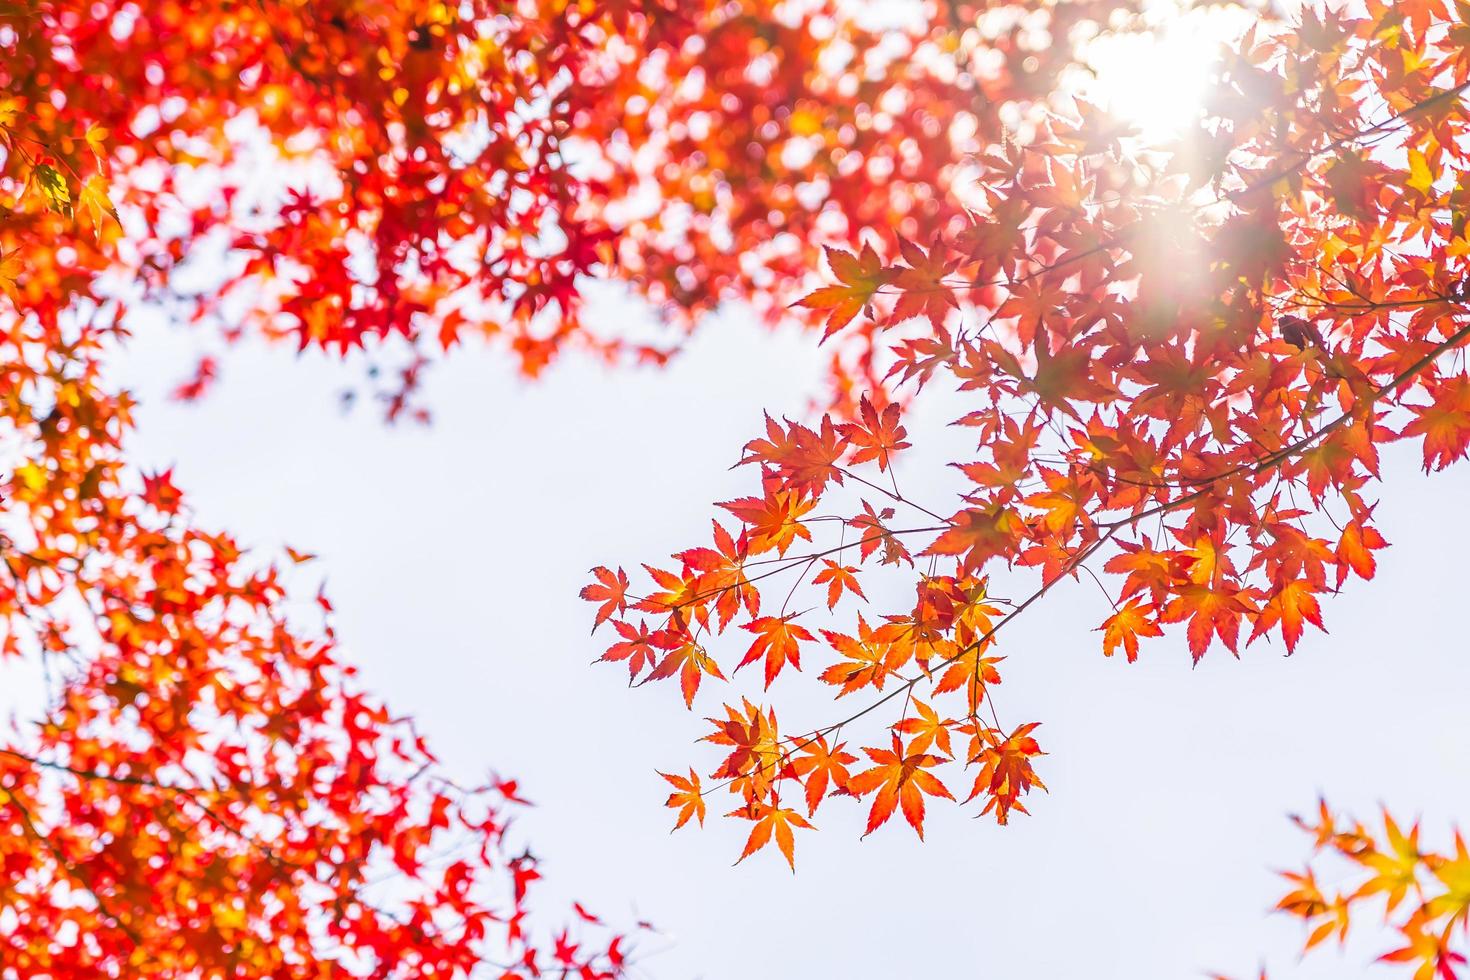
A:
[{"left": 2, "top": 0, "right": 1470, "bottom": 976}]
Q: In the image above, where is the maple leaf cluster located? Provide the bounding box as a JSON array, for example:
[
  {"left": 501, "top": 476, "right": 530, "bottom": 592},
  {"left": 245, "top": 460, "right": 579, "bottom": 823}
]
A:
[
  {"left": 0, "top": 2, "right": 663, "bottom": 974},
  {"left": 587, "top": 399, "right": 1048, "bottom": 861},
  {"left": 0, "top": 395, "right": 639, "bottom": 972},
  {"left": 1267, "top": 804, "right": 1470, "bottom": 980},
  {"left": 586, "top": 0, "right": 1470, "bottom": 905},
  {"left": 2, "top": 0, "right": 1469, "bottom": 975},
  {"left": 3, "top": 0, "right": 1191, "bottom": 971},
  {"left": 1, "top": 0, "right": 1157, "bottom": 417}
]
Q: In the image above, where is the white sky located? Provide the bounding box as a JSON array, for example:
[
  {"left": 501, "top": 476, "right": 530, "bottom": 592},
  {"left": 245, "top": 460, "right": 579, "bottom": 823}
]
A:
[{"left": 108, "top": 291, "right": 1470, "bottom": 980}]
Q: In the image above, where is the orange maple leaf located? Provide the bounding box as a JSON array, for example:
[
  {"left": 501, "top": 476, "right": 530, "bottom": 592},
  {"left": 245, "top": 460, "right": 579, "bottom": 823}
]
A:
[
  {"left": 1249, "top": 579, "right": 1327, "bottom": 652},
  {"left": 678, "top": 521, "right": 757, "bottom": 631},
  {"left": 646, "top": 635, "right": 725, "bottom": 708},
  {"left": 599, "top": 618, "right": 661, "bottom": 680},
  {"left": 848, "top": 500, "right": 907, "bottom": 564},
  {"left": 818, "top": 614, "right": 903, "bottom": 697},
  {"left": 718, "top": 488, "right": 816, "bottom": 556},
  {"left": 966, "top": 722, "right": 1046, "bottom": 825},
  {"left": 1336, "top": 519, "right": 1388, "bottom": 586},
  {"left": 796, "top": 243, "right": 894, "bottom": 341},
  {"left": 1403, "top": 376, "right": 1470, "bottom": 471},
  {"left": 738, "top": 616, "right": 814, "bottom": 688},
  {"left": 659, "top": 769, "right": 706, "bottom": 830},
  {"left": 580, "top": 565, "right": 630, "bottom": 632},
  {"left": 848, "top": 734, "right": 954, "bottom": 839},
  {"left": 890, "top": 237, "right": 959, "bottom": 330},
  {"left": 733, "top": 802, "right": 814, "bottom": 871},
  {"left": 812, "top": 559, "right": 865, "bottom": 609},
  {"left": 891, "top": 700, "right": 955, "bottom": 758},
  {"left": 1097, "top": 597, "right": 1163, "bottom": 663},
  {"left": 839, "top": 396, "right": 911, "bottom": 472},
  {"left": 1161, "top": 584, "right": 1255, "bottom": 662},
  {"left": 740, "top": 413, "right": 848, "bottom": 495},
  {"left": 924, "top": 505, "right": 1025, "bottom": 572},
  {"left": 789, "top": 736, "right": 857, "bottom": 816}
]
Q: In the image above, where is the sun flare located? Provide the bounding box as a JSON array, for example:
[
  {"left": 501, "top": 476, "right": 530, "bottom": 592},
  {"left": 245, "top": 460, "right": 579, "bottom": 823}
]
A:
[{"left": 1080, "top": 4, "right": 1259, "bottom": 137}]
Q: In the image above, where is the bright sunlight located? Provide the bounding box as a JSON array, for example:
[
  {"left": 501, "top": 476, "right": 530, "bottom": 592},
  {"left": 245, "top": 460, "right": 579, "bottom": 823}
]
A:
[{"left": 1080, "top": 2, "right": 1262, "bottom": 135}]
